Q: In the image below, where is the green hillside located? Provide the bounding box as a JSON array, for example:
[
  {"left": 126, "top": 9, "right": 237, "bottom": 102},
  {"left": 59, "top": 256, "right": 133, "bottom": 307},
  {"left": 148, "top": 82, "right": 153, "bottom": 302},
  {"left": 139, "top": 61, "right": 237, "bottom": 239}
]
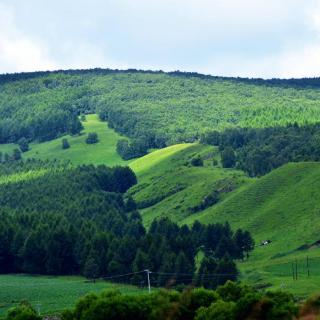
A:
[
  {"left": 2, "top": 70, "right": 320, "bottom": 147},
  {"left": 129, "top": 143, "right": 251, "bottom": 226},
  {"left": 180, "top": 163, "right": 320, "bottom": 295},
  {"left": 129, "top": 145, "right": 320, "bottom": 296},
  {"left": 0, "top": 114, "right": 128, "bottom": 166}
]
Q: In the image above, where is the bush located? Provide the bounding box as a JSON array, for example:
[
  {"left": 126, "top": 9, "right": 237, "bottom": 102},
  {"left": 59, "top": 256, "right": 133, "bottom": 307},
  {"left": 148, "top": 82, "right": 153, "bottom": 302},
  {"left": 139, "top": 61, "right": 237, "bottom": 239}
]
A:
[
  {"left": 5, "top": 301, "right": 40, "bottom": 320},
  {"left": 18, "top": 137, "right": 29, "bottom": 152},
  {"left": 195, "top": 300, "right": 236, "bottom": 320},
  {"left": 86, "top": 132, "right": 99, "bottom": 144},
  {"left": 191, "top": 156, "right": 203, "bottom": 167}
]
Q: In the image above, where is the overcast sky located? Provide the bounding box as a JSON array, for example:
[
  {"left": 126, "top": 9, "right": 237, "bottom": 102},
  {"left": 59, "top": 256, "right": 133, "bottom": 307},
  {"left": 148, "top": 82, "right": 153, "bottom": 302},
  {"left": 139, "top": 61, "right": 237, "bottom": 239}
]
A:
[{"left": 1, "top": 0, "right": 320, "bottom": 78}]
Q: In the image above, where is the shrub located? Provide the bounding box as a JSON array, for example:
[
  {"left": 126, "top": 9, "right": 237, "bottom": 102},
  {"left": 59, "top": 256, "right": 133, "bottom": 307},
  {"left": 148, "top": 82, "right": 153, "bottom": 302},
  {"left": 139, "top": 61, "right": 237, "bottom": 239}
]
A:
[
  {"left": 195, "top": 300, "right": 236, "bottom": 320},
  {"left": 18, "top": 137, "right": 29, "bottom": 152},
  {"left": 5, "top": 301, "right": 40, "bottom": 320},
  {"left": 191, "top": 156, "right": 203, "bottom": 167}
]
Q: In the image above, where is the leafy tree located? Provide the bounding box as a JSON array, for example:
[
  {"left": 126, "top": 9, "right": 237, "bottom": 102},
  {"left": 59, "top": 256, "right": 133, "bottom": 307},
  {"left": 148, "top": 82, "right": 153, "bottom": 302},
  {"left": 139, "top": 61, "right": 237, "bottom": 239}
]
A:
[
  {"left": 62, "top": 138, "right": 70, "bottom": 149},
  {"left": 83, "top": 256, "right": 100, "bottom": 281},
  {"left": 86, "top": 132, "right": 98, "bottom": 144},
  {"left": 195, "top": 300, "right": 236, "bottom": 320},
  {"left": 116, "top": 139, "right": 148, "bottom": 160}
]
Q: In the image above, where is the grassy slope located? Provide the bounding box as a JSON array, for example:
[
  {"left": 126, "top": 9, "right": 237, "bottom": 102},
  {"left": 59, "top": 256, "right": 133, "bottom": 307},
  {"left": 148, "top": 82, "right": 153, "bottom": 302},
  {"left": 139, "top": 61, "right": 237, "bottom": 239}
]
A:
[
  {"left": 181, "top": 162, "right": 320, "bottom": 296},
  {"left": 0, "top": 275, "right": 143, "bottom": 317},
  {"left": 129, "top": 143, "right": 250, "bottom": 227},
  {"left": 130, "top": 146, "right": 320, "bottom": 296},
  {"left": 0, "top": 115, "right": 128, "bottom": 167}
]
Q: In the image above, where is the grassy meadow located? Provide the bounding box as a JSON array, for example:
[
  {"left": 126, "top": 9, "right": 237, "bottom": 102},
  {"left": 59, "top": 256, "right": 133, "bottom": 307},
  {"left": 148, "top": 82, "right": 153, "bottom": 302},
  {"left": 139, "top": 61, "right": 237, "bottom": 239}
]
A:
[
  {"left": 0, "top": 114, "right": 129, "bottom": 167},
  {"left": 129, "top": 143, "right": 251, "bottom": 226},
  {"left": 0, "top": 275, "right": 144, "bottom": 318}
]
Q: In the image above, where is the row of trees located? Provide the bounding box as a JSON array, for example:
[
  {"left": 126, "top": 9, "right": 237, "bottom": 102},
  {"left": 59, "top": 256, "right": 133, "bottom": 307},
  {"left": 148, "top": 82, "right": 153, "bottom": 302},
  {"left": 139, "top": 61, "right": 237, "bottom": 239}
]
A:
[
  {"left": 116, "top": 139, "right": 149, "bottom": 160},
  {"left": 60, "top": 282, "right": 299, "bottom": 320},
  {"left": 6, "top": 281, "right": 304, "bottom": 320},
  {"left": 62, "top": 132, "right": 99, "bottom": 150},
  {"left": 201, "top": 123, "right": 320, "bottom": 176},
  {"left": 0, "top": 159, "right": 254, "bottom": 287}
]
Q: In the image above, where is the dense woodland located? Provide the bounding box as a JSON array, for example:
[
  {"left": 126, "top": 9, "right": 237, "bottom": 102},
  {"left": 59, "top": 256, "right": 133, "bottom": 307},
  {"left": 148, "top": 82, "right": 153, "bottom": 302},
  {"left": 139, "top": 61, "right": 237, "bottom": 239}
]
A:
[
  {"left": 201, "top": 123, "right": 320, "bottom": 176},
  {"left": 2, "top": 69, "right": 320, "bottom": 148},
  {"left": 0, "top": 159, "right": 253, "bottom": 287}
]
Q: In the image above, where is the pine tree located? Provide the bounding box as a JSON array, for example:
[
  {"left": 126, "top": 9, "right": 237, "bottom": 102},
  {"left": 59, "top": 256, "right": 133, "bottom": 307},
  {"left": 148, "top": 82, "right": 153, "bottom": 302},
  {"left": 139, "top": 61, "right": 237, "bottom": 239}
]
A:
[
  {"left": 83, "top": 256, "right": 99, "bottom": 282},
  {"left": 221, "top": 147, "right": 236, "bottom": 168},
  {"left": 174, "top": 251, "right": 194, "bottom": 285},
  {"left": 62, "top": 138, "right": 70, "bottom": 149}
]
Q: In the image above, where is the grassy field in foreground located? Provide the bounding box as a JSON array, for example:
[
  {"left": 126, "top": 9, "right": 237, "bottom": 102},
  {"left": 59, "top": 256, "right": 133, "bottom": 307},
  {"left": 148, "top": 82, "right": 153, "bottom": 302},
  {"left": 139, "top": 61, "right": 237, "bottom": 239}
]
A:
[
  {"left": 0, "top": 275, "right": 143, "bottom": 318},
  {"left": 0, "top": 114, "right": 129, "bottom": 167}
]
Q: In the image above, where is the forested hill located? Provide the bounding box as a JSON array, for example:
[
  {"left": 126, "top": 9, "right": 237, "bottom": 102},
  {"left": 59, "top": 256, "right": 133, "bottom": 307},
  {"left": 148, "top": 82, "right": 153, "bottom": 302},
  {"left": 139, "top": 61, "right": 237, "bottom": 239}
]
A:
[{"left": 1, "top": 69, "right": 320, "bottom": 147}]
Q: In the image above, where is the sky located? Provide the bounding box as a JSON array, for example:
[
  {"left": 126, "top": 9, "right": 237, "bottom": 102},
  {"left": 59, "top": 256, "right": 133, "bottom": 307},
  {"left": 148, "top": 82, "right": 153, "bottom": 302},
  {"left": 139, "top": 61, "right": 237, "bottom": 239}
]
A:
[{"left": 0, "top": 0, "right": 320, "bottom": 78}]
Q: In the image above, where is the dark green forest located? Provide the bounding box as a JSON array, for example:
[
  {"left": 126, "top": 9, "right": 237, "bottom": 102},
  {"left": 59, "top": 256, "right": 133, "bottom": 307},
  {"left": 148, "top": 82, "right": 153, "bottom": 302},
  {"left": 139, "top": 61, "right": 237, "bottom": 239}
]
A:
[
  {"left": 201, "top": 123, "right": 320, "bottom": 176},
  {"left": 0, "top": 159, "right": 253, "bottom": 287}
]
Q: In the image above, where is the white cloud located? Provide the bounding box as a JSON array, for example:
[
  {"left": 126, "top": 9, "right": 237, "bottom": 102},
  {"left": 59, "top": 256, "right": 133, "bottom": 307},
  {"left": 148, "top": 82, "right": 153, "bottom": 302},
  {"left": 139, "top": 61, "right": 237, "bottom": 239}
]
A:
[
  {"left": 0, "top": 3, "right": 58, "bottom": 72},
  {"left": 1, "top": 0, "right": 320, "bottom": 77}
]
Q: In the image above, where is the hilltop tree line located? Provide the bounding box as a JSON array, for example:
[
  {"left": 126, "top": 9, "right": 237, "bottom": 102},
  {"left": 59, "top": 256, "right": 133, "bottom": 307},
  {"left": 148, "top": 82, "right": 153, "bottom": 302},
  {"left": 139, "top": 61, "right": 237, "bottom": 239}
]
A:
[
  {"left": 201, "top": 123, "right": 320, "bottom": 176},
  {"left": 0, "top": 160, "right": 253, "bottom": 287}
]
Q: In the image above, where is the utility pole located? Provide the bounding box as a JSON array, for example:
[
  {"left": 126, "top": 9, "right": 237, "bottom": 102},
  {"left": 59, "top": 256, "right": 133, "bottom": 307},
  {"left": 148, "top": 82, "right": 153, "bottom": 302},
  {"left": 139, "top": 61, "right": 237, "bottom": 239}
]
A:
[
  {"left": 295, "top": 259, "right": 298, "bottom": 280},
  {"left": 145, "top": 269, "right": 151, "bottom": 294},
  {"left": 307, "top": 256, "right": 310, "bottom": 277}
]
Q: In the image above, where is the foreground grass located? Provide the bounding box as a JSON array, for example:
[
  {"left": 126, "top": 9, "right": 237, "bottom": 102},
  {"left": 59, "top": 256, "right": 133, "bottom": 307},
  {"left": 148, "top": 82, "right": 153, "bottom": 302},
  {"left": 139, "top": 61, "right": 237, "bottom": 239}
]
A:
[
  {"left": 0, "top": 114, "right": 128, "bottom": 167},
  {"left": 0, "top": 275, "right": 144, "bottom": 318}
]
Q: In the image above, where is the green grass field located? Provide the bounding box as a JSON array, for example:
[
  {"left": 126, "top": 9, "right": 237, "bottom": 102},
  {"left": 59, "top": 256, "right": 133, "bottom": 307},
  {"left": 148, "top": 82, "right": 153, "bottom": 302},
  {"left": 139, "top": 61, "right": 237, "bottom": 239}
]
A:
[
  {"left": 178, "top": 162, "right": 320, "bottom": 296},
  {"left": 129, "top": 143, "right": 251, "bottom": 226},
  {"left": 0, "top": 114, "right": 128, "bottom": 167},
  {"left": 0, "top": 275, "right": 144, "bottom": 318}
]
